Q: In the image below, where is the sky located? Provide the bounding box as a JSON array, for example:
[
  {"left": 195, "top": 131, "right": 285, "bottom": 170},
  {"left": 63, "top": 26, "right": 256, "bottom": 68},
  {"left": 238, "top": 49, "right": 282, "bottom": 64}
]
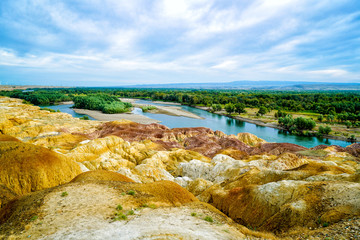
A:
[{"left": 0, "top": 0, "right": 360, "bottom": 86}]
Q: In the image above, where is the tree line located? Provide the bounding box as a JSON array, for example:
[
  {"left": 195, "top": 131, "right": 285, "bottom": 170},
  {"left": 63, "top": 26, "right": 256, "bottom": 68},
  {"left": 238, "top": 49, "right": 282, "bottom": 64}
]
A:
[{"left": 1, "top": 87, "right": 359, "bottom": 130}]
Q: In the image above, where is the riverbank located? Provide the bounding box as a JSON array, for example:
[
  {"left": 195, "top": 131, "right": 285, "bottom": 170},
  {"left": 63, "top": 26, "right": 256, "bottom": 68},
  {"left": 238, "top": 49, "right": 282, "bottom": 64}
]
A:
[
  {"left": 73, "top": 108, "right": 160, "bottom": 124},
  {"left": 194, "top": 106, "right": 355, "bottom": 143}
]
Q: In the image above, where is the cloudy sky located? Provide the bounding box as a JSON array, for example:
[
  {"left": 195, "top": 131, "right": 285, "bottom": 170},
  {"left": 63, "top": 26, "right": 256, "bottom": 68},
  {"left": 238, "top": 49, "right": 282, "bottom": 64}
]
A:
[{"left": 0, "top": 0, "right": 359, "bottom": 86}]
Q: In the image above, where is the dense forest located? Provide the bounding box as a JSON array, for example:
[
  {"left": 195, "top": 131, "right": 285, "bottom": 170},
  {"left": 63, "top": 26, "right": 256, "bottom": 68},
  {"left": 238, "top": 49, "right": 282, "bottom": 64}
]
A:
[
  {"left": 72, "top": 94, "right": 132, "bottom": 114},
  {"left": 1, "top": 88, "right": 359, "bottom": 136},
  {"left": 0, "top": 89, "right": 132, "bottom": 114}
]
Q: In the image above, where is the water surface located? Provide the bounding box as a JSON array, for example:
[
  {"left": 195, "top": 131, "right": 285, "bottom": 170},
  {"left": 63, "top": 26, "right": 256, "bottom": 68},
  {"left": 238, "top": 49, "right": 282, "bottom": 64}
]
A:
[
  {"left": 44, "top": 101, "right": 350, "bottom": 148},
  {"left": 41, "top": 104, "right": 95, "bottom": 120},
  {"left": 134, "top": 100, "right": 350, "bottom": 148}
]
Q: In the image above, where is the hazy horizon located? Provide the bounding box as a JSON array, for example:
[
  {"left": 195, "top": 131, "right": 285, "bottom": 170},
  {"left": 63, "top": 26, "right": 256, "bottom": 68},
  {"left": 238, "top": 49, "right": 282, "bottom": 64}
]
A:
[{"left": 1, "top": 1, "right": 360, "bottom": 86}]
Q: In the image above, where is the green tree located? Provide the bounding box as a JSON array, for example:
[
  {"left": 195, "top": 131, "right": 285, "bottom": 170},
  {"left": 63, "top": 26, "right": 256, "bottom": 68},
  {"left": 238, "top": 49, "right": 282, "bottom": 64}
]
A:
[
  {"left": 211, "top": 104, "right": 222, "bottom": 112},
  {"left": 224, "top": 103, "right": 235, "bottom": 114},
  {"left": 234, "top": 103, "right": 246, "bottom": 114},
  {"left": 318, "top": 125, "right": 331, "bottom": 135},
  {"left": 317, "top": 114, "right": 324, "bottom": 122},
  {"left": 257, "top": 106, "right": 268, "bottom": 116}
]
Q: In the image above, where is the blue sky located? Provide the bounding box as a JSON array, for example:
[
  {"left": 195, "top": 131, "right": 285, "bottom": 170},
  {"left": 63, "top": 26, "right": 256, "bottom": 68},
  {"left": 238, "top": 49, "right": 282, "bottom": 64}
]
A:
[{"left": 0, "top": 0, "right": 359, "bottom": 86}]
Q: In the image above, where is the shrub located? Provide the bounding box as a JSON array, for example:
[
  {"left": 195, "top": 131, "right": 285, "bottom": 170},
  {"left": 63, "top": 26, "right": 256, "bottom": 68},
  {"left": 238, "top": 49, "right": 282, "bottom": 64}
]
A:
[
  {"left": 61, "top": 191, "right": 68, "bottom": 197},
  {"left": 127, "top": 190, "right": 136, "bottom": 195},
  {"left": 204, "top": 216, "right": 213, "bottom": 222},
  {"left": 116, "top": 204, "right": 123, "bottom": 210},
  {"left": 114, "top": 213, "right": 128, "bottom": 221},
  {"left": 140, "top": 106, "right": 157, "bottom": 112}
]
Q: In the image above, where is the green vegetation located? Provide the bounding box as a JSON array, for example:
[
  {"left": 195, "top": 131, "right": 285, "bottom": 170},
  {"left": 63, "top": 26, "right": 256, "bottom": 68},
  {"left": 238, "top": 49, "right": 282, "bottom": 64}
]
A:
[
  {"left": 61, "top": 191, "right": 68, "bottom": 197},
  {"left": 140, "top": 105, "right": 157, "bottom": 112},
  {"left": 318, "top": 125, "right": 332, "bottom": 135},
  {"left": 113, "top": 205, "right": 136, "bottom": 221},
  {"left": 114, "top": 212, "right": 128, "bottom": 221},
  {"left": 191, "top": 212, "right": 197, "bottom": 216},
  {"left": 210, "top": 104, "right": 222, "bottom": 112},
  {"left": 0, "top": 89, "right": 70, "bottom": 105},
  {"left": 1, "top": 88, "right": 359, "bottom": 139},
  {"left": 257, "top": 106, "right": 268, "bottom": 116},
  {"left": 127, "top": 190, "right": 136, "bottom": 195},
  {"left": 79, "top": 115, "right": 89, "bottom": 120},
  {"left": 41, "top": 107, "right": 56, "bottom": 112},
  {"left": 141, "top": 203, "right": 157, "bottom": 209},
  {"left": 73, "top": 94, "right": 132, "bottom": 114},
  {"left": 278, "top": 115, "right": 316, "bottom": 135},
  {"left": 204, "top": 216, "right": 214, "bottom": 222},
  {"left": 29, "top": 216, "right": 38, "bottom": 222}
]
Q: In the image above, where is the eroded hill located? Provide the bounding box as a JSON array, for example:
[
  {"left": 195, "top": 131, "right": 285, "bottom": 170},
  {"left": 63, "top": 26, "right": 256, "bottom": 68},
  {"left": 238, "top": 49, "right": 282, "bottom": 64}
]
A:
[{"left": 0, "top": 97, "right": 359, "bottom": 239}]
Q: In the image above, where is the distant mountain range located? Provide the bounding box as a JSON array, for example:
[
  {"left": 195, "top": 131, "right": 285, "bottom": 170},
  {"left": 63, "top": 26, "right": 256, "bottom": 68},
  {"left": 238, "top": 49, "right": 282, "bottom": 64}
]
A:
[{"left": 123, "top": 81, "right": 360, "bottom": 90}]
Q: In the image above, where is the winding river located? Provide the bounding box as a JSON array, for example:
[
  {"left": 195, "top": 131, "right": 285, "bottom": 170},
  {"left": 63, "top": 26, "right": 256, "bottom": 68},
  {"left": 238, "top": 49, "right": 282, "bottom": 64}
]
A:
[{"left": 43, "top": 100, "right": 351, "bottom": 148}]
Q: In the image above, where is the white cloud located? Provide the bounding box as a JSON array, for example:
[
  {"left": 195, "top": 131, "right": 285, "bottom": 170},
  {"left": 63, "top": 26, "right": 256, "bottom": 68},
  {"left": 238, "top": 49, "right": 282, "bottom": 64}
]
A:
[
  {"left": 309, "top": 69, "right": 349, "bottom": 77},
  {"left": 0, "top": 0, "right": 359, "bottom": 84}
]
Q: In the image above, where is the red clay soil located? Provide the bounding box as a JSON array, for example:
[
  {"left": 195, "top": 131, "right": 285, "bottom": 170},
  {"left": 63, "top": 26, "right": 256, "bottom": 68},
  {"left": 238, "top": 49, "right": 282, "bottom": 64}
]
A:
[
  {"left": 345, "top": 143, "right": 360, "bottom": 157},
  {"left": 248, "top": 142, "right": 308, "bottom": 155},
  {"left": 86, "top": 122, "right": 253, "bottom": 157},
  {"left": 85, "top": 121, "right": 360, "bottom": 158}
]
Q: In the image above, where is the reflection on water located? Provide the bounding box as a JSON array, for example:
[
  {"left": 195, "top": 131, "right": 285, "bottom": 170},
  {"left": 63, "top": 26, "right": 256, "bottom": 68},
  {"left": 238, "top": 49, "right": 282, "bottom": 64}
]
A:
[{"left": 135, "top": 99, "right": 350, "bottom": 148}]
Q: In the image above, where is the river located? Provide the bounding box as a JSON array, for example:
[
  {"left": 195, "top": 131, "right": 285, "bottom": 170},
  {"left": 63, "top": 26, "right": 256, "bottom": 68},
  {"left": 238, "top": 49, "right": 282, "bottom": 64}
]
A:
[
  {"left": 43, "top": 101, "right": 351, "bottom": 148},
  {"left": 41, "top": 104, "right": 96, "bottom": 120}
]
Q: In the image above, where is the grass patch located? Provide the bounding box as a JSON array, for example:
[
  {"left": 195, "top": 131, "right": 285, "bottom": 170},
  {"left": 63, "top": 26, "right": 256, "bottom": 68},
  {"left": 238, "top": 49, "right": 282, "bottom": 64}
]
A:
[
  {"left": 29, "top": 216, "right": 38, "bottom": 222},
  {"left": 41, "top": 107, "right": 56, "bottom": 112},
  {"left": 61, "top": 191, "right": 68, "bottom": 197},
  {"left": 116, "top": 204, "right": 123, "bottom": 210},
  {"left": 114, "top": 212, "right": 128, "bottom": 221},
  {"left": 141, "top": 203, "right": 157, "bottom": 209},
  {"left": 204, "top": 216, "right": 213, "bottom": 223},
  {"left": 127, "top": 190, "right": 136, "bottom": 196},
  {"left": 191, "top": 212, "right": 197, "bottom": 217},
  {"left": 127, "top": 210, "right": 134, "bottom": 215}
]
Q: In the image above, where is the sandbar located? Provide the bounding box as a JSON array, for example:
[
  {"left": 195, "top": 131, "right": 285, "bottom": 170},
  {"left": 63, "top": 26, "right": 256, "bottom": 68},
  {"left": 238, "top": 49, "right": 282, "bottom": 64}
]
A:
[
  {"left": 73, "top": 108, "right": 160, "bottom": 124},
  {"left": 120, "top": 98, "right": 203, "bottom": 119}
]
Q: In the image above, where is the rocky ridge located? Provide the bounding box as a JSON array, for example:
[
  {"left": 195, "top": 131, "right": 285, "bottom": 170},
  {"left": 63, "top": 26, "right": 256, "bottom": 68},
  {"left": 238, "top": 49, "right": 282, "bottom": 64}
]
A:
[{"left": 0, "top": 96, "right": 359, "bottom": 239}]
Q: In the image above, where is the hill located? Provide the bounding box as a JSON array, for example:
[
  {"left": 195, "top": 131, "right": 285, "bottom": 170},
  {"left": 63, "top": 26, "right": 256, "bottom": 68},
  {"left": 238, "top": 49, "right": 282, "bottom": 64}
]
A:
[{"left": 0, "top": 96, "right": 359, "bottom": 239}]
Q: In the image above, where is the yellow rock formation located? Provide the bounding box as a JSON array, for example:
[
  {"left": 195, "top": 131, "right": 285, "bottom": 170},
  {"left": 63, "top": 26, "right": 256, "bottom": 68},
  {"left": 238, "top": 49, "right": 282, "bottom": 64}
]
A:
[
  {"left": 1, "top": 97, "right": 360, "bottom": 238},
  {"left": 0, "top": 141, "right": 81, "bottom": 196},
  {"left": 71, "top": 170, "right": 135, "bottom": 183},
  {"left": 237, "top": 132, "right": 266, "bottom": 146}
]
